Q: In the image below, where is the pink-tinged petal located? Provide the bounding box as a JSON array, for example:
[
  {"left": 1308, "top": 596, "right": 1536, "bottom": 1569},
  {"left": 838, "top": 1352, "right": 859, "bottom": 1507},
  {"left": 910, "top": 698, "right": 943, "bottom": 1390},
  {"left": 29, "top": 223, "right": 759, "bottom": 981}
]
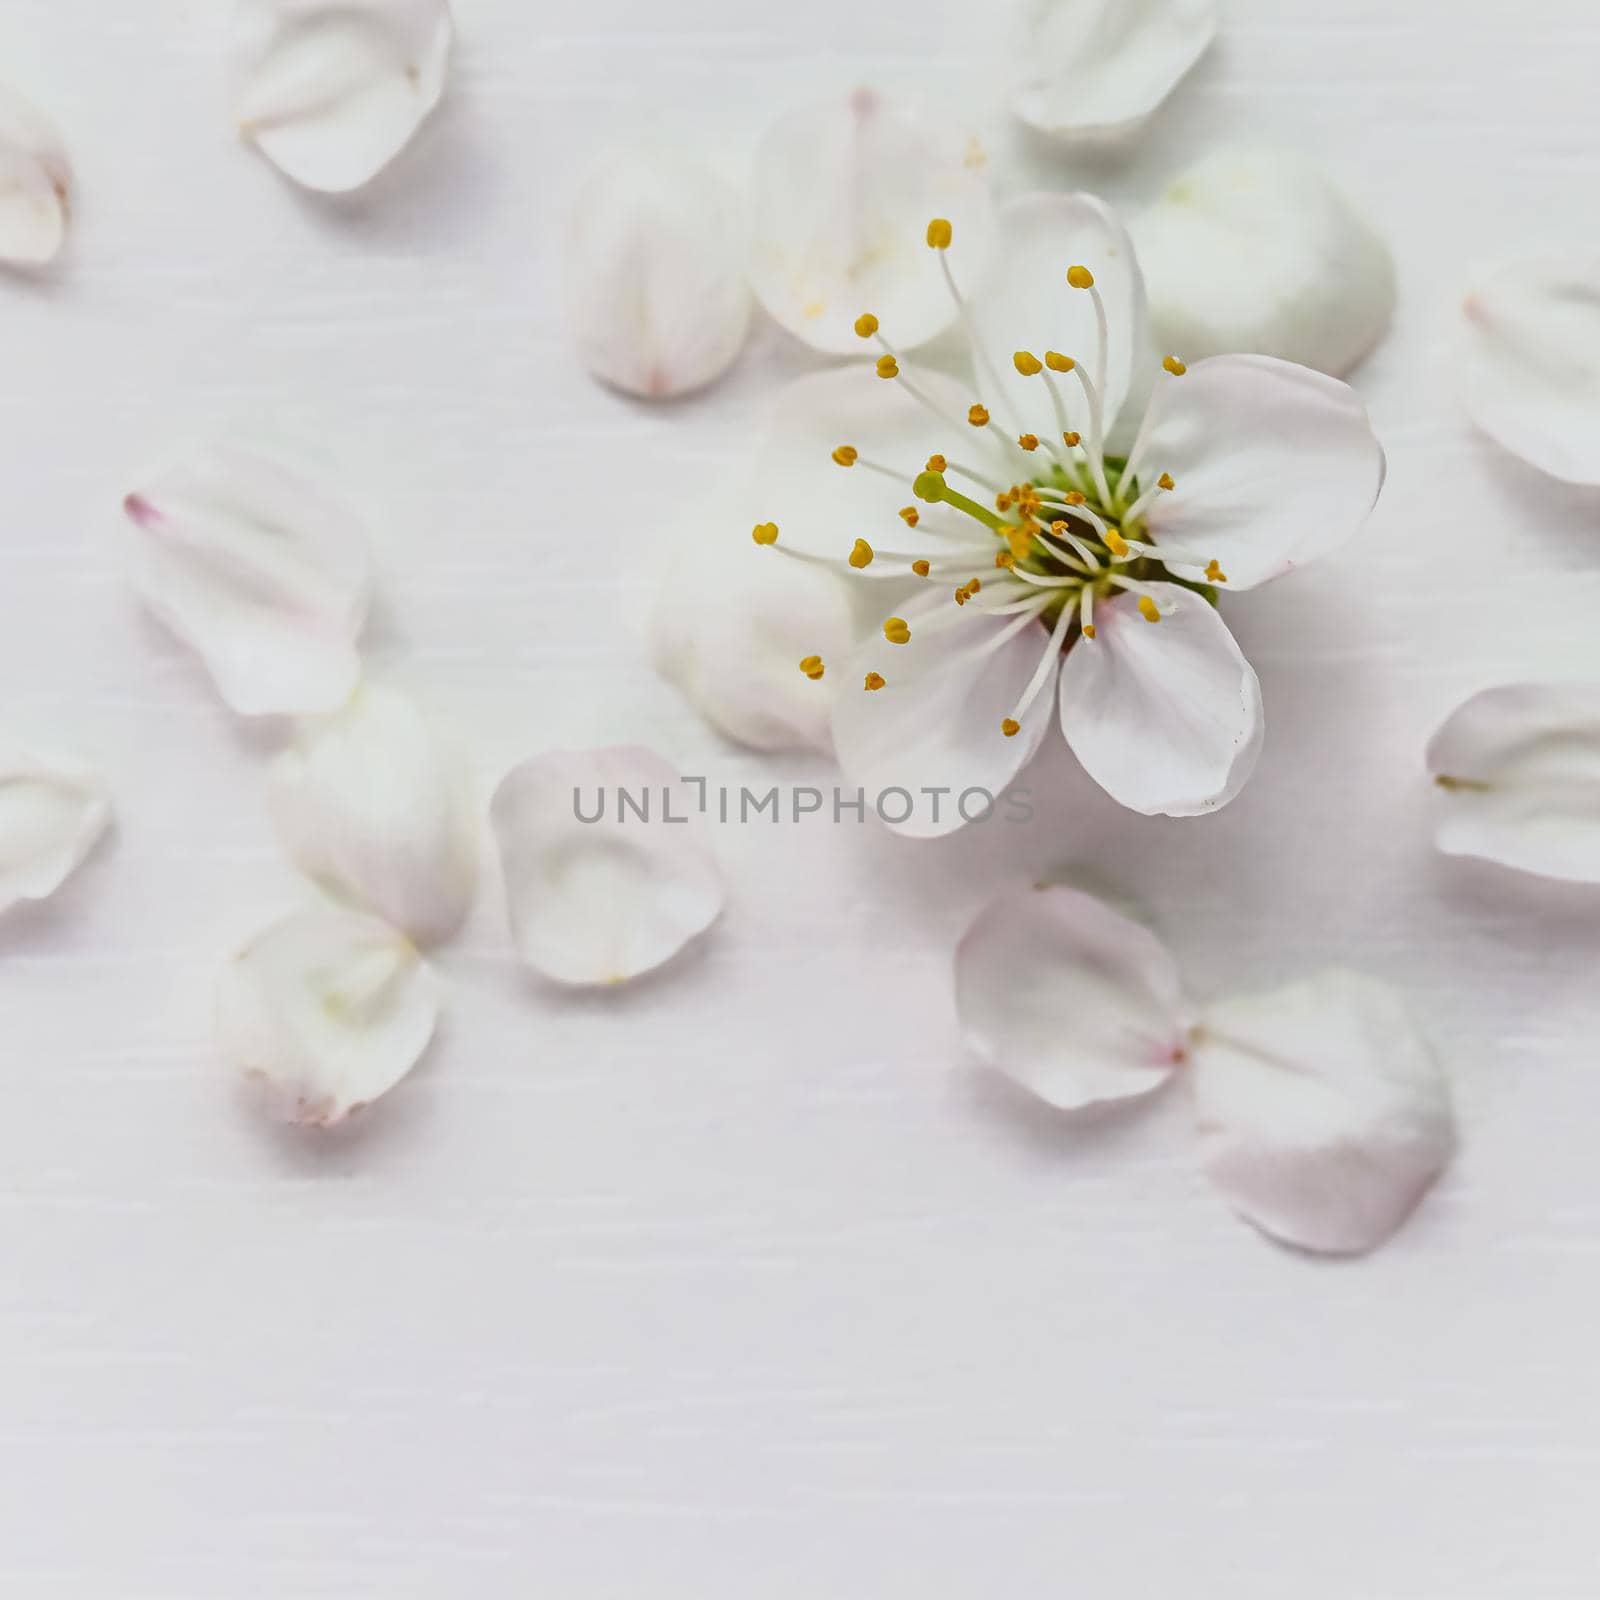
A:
[
  {"left": 1133, "top": 354, "right": 1386, "bottom": 591},
  {"left": 1192, "top": 970, "right": 1455, "bottom": 1255},
  {"left": 747, "top": 89, "right": 996, "bottom": 355},
  {"left": 0, "top": 740, "right": 111, "bottom": 917},
  {"left": 956, "top": 883, "right": 1187, "bottom": 1111},
  {"left": 490, "top": 747, "right": 724, "bottom": 986},
  {"left": 0, "top": 84, "right": 72, "bottom": 265},
  {"left": 1427, "top": 682, "right": 1600, "bottom": 882},
  {"left": 1058, "top": 583, "right": 1261, "bottom": 817}
]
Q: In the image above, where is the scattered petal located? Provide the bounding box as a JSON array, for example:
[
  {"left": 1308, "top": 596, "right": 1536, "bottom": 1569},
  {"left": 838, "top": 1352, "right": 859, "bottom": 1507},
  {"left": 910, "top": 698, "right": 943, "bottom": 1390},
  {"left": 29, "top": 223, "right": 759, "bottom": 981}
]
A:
[
  {"left": 1426, "top": 682, "right": 1600, "bottom": 881},
  {"left": 231, "top": 0, "right": 454, "bottom": 193},
  {"left": 956, "top": 884, "right": 1187, "bottom": 1111},
  {"left": 0, "top": 741, "right": 111, "bottom": 916},
  {"left": 1058, "top": 582, "right": 1261, "bottom": 816},
  {"left": 0, "top": 84, "right": 72, "bottom": 265},
  {"left": 1013, "top": 0, "right": 1218, "bottom": 145},
  {"left": 490, "top": 747, "right": 724, "bottom": 985},
  {"left": 267, "top": 683, "right": 479, "bottom": 944},
  {"left": 1192, "top": 970, "right": 1455, "bottom": 1254},
  {"left": 123, "top": 444, "right": 373, "bottom": 716},
  {"left": 217, "top": 907, "right": 439, "bottom": 1127},
  {"left": 747, "top": 88, "right": 996, "bottom": 355},
  {"left": 1132, "top": 354, "right": 1386, "bottom": 591},
  {"left": 1132, "top": 149, "right": 1396, "bottom": 376},
  {"left": 566, "top": 147, "right": 751, "bottom": 399},
  {"left": 1459, "top": 256, "right": 1600, "bottom": 485}
]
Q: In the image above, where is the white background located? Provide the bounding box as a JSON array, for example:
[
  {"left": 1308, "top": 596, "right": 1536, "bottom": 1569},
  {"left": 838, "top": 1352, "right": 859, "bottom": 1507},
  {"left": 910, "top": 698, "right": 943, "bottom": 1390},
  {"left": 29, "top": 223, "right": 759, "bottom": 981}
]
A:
[{"left": 5, "top": 1, "right": 1600, "bottom": 1594}]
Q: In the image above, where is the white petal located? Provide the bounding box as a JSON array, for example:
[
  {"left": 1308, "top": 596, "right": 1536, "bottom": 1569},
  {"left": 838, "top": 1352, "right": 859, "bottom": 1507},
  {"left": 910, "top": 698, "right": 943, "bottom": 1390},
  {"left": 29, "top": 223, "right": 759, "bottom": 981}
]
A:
[
  {"left": 1133, "top": 355, "right": 1386, "bottom": 591},
  {"left": 1426, "top": 682, "right": 1600, "bottom": 882},
  {"left": 231, "top": 0, "right": 453, "bottom": 193},
  {"left": 965, "top": 193, "right": 1149, "bottom": 437},
  {"left": 490, "top": 747, "right": 724, "bottom": 985},
  {"left": 566, "top": 147, "right": 751, "bottom": 399},
  {"left": 1459, "top": 257, "right": 1600, "bottom": 485},
  {"left": 1058, "top": 582, "right": 1261, "bottom": 817},
  {"left": 0, "top": 85, "right": 72, "bottom": 265},
  {"left": 956, "top": 883, "right": 1186, "bottom": 1111},
  {"left": 1013, "top": 0, "right": 1218, "bottom": 145},
  {"left": 217, "top": 908, "right": 439, "bottom": 1127},
  {"left": 831, "top": 594, "right": 1057, "bottom": 839},
  {"left": 1132, "top": 149, "right": 1397, "bottom": 376},
  {"left": 747, "top": 89, "right": 996, "bottom": 355},
  {"left": 1192, "top": 970, "right": 1455, "bottom": 1255},
  {"left": 0, "top": 741, "right": 111, "bottom": 916},
  {"left": 267, "top": 683, "right": 478, "bottom": 944},
  {"left": 123, "top": 444, "right": 373, "bottom": 716}
]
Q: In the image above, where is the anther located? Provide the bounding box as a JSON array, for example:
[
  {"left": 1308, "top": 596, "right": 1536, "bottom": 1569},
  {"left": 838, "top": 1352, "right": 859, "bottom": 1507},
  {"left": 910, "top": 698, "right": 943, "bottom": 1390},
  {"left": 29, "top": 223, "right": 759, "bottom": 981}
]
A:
[
  {"left": 899, "top": 506, "right": 920, "bottom": 527},
  {"left": 1063, "top": 431, "right": 1081, "bottom": 447},
  {"left": 854, "top": 313, "right": 879, "bottom": 338},
  {"left": 1013, "top": 351, "right": 1043, "bottom": 376},
  {"left": 1001, "top": 718, "right": 1021, "bottom": 737},
  {"left": 926, "top": 454, "right": 947, "bottom": 473},
  {"left": 849, "top": 538, "right": 874, "bottom": 569},
  {"left": 876, "top": 354, "right": 899, "bottom": 379},
  {"left": 1205, "top": 559, "right": 1227, "bottom": 584},
  {"left": 926, "top": 218, "right": 953, "bottom": 250},
  {"left": 1064, "top": 491, "right": 1086, "bottom": 506},
  {"left": 883, "top": 616, "right": 912, "bottom": 644},
  {"left": 995, "top": 551, "right": 1016, "bottom": 570},
  {"left": 1137, "top": 596, "right": 1162, "bottom": 623},
  {"left": 1066, "top": 265, "right": 1095, "bottom": 290},
  {"left": 911, "top": 559, "right": 931, "bottom": 576},
  {"left": 799, "top": 654, "right": 825, "bottom": 679},
  {"left": 752, "top": 521, "right": 779, "bottom": 545},
  {"left": 864, "top": 672, "right": 886, "bottom": 691},
  {"left": 1104, "top": 527, "right": 1130, "bottom": 558},
  {"left": 1045, "top": 352, "right": 1075, "bottom": 372},
  {"left": 1082, "top": 623, "right": 1097, "bottom": 640},
  {"left": 1018, "top": 433, "right": 1039, "bottom": 451},
  {"left": 967, "top": 404, "right": 990, "bottom": 427},
  {"left": 1158, "top": 472, "right": 1176, "bottom": 490},
  {"left": 832, "top": 445, "right": 859, "bottom": 467},
  {"left": 1162, "top": 356, "right": 1187, "bottom": 376}
]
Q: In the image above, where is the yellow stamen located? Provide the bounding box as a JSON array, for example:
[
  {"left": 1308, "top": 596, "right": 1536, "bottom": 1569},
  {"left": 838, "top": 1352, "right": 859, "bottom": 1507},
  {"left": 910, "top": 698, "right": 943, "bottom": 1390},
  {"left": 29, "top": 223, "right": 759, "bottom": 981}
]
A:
[
  {"left": 1205, "top": 559, "right": 1228, "bottom": 584},
  {"left": 1158, "top": 472, "right": 1176, "bottom": 490},
  {"left": 1104, "top": 527, "right": 1130, "bottom": 558},
  {"left": 1045, "top": 351, "right": 1075, "bottom": 373},
  {"left": 995, "top": 551, "right": 1016, "bottom": 570},
  {"left": 1006, "top": 526, "right": 1034, "bottom": 560},
  {"left": 1082, "top": 623, "right": 1097, "bottom": 640},
  {"left": 1012, "top": 351, "right": 1043, "bottom": 377},
  {"left": 832, "top": 445, "right": 858, "bottom": 467},
  {"left": 1066, "top": 265, "right": 1095, "bottom": 290},
  {"left": 854, "top": 313, "right": 879, "bottom": 338},
  {"left": 1138, "top": 596, "right": 1162, "bottom": 623},
  {"left": 883, "top": 616, "right": 912, "bottom": 644},
  {"left": 1163, "top": 355, "right": 1187, "bottom": 376},
  {"left": 1001, "top": 718, "right": 1021, "bottom": 737},
  {"left": 1018, "top": 433, "right": 1039, "bottom": 451},
  {"left": 1063, "top": 430, "right": 1081, "bottom": 447},
  {"left": 911, "top": 559, "right": 931, "bottom": 577},
  {"left": 876, "top": 354, "right": 899, "bottom": 379},
  {"left": 967, "top": 404, "right": 990, "bottom": 427},
  {"left": 1064, "top": 491, "right": 1086, "bottom": 506},
  {"left": 926, "top": 218, "right": 953, "bottom": 249},
  {"left": 864, "top": 672, "right": 886, "bottom": 691},
  {"left": 899, "top": 506, "right": 920, "bottom": 527},
  {"left": 752, "top": 521, "right": 779, "bottom": 545},
  {"left": 849, "top": 538, "right": 874, "bottom": 569},
  {"left": 799, "top": 654, "right": 825, "bottom": 679},
  {"left": 926, "top": 454, "right": 947, "bottom": 473}
]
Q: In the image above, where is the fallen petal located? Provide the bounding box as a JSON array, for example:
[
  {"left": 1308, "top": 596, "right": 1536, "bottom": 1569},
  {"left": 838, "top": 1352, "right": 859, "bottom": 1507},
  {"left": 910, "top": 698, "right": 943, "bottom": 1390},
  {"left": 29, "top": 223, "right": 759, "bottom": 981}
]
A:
[
  {"left": 267, "top": 682, "right": 479, "bottom": 944},
  {"left": 231, "top": 0, "right": 454, "bottom": 193},
  {"left": 217, "top": 907, "right": 439, "bottom": 1127},
  {"left": 1427, "top": 682, "right": 1600, "bottom": 881},
  {"left": 567, "top": 147, "right": 751, "bottom": 399},
  {"left": 955, "top": 883, "right": 1187, "bottom": 1111},
  {"left": 123, "top": 444, "right": 373, "bottom": 716},
  {"left": 1132, "top": 149, "right": 1396, "bottom": 376},
  {"left": 0, "top": 84, "right": 72, "bottom": 265},
  {"left": 1192, "top": 970, "right": 1455, "bottom": 1254},
  {"left": 490, "top": 747, "right": 724, "bottom": 985},
  {"left": 1459, "top": 256, "right": 1600, "bottom": 485},
  {"left": 0, "top": 741, "right": 111, "bottom": 916}
]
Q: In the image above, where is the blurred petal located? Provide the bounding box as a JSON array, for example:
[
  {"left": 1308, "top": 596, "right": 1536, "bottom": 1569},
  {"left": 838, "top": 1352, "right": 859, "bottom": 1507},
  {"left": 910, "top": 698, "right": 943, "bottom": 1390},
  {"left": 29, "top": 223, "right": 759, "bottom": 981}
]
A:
[
  {"left": 0, "top": 84, "right": 72, "bottom": 265},
  {"left": 1459, "top": 257, "right": 1600, "bottom": 485},
  {"left": 1192, "top": 970, "right": 1455, "bottom": 1255},
  {"left": 268, "top": 682, "right": 479, "bottom": 944},
  {"left": 566, "top": 147, "right": 751, "bottom": 399},
  {"left": 0, "top": 741, "right": 111, "bottom": 916},
  {"left": 217, "top": 908, "right": 439, "bottom": 1127},
  {"left": 491, "top": 747, "right": 724, "bottom": 985},
  {"left": 956, "top": 883, "right": 1186, "bottom": 1111},
  {"left": 1014, "top": 0, "right": 1217, "bottom": 144},
  {"left": 1427, "top": 682, "right": 1600, "bottom": 882},
  {"left": 1059, "top": 583, "right": 1261, "bottom": 816},
  {"left": 832, "top": 594, "right": 1056, "bottom": 839},
  {"left": 1132, "top": 149, "right": 1396, "bottom": 376},
  {"left": 1134, "top": 355, "right": 1386, "bottom": 590},
  {"left": 747, "top": 88, "right": 996, "bottom": 355},
  {"left": 123, "top": 444, "right": 373, "bottom": 716},
  {"left": 965, "top": 193, "right": 1150, "bottom": 437},
  {"left": 231, "top": 0, "right": 453, "bottom": 193}
]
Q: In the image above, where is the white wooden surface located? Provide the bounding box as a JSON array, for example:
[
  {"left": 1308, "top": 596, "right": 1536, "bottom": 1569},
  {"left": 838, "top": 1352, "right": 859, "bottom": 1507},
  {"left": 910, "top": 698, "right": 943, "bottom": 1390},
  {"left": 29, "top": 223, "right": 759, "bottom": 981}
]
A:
[{"left": 5, "top": 1, "right": 1600, "bottom": 1594}]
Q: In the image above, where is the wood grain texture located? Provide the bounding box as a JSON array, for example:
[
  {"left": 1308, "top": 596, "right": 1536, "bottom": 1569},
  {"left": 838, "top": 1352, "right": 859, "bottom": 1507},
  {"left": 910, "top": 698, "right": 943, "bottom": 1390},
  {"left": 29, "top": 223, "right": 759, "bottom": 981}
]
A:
[{"left": 4, "top": 0, "right": 1600, "bottom": 1593}]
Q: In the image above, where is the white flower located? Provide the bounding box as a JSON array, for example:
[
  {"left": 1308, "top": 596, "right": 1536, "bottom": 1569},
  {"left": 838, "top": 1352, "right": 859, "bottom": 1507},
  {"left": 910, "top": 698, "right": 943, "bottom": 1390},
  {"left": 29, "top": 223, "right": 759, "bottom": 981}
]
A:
[
  {"left": 1458, "top": 257, "right": 1600, "bottom": 485},
  {"left": 0, "top": 84, "right": 72, "bottom": 265},
  {"left": 217, "top": 907, "right": 439, "bottom": 1127},
  {"left": 746, "top": 89, "right": 996, "bottom": 356},
  {"left": 1428, "top": 682, "right": 1600, "bottom": 882},
  {"left": 1131, "top": 147, "right": 1397, "bottom": 377},
  {"left": 672, "top": 194, "right": 1385, "bottom": 834},
  {"left": 566, "top": 147, "right": 752, "bottom": 399},
  {"left": 1013, "top": 0, "right": 1218, "bottom": 145},
  {"left": 957, "top": 884, "right": 1456, "bottom": 1255},
  {"left": 231, "top": 0, "right": 454, "bottom": 194},
  {"left": 0, "top": 740, "right": 111, "bottom": 917},
  {"left": 490, "top": 747, "right": 724, "bottom": 986},
  {"left": 267, "top": 682, "right": 479, "bottom": 944},
  {"left": 122, "top": 443, "right": 374, "bottom": 716}
]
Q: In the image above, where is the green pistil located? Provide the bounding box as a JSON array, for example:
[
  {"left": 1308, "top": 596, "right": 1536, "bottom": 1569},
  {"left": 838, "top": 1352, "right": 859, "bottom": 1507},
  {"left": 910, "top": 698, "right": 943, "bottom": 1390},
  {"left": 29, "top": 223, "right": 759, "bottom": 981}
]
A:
[{"left": 914, "top": 470, "right": 1006, "bottom": 533}]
